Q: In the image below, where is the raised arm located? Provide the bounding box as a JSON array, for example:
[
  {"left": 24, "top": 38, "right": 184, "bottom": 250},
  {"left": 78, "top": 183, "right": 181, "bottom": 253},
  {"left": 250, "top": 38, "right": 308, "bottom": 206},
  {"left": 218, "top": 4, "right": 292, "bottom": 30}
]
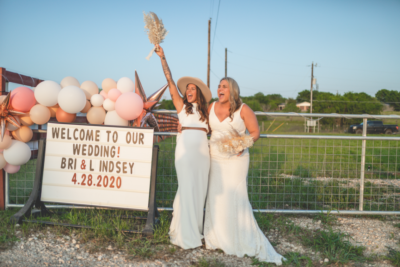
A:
[
  {"left": 240, "top": 104, "right": 260, "bottom": 142},
  {"left": 155, "top": 45, "right": 184, "bottom": 113}
]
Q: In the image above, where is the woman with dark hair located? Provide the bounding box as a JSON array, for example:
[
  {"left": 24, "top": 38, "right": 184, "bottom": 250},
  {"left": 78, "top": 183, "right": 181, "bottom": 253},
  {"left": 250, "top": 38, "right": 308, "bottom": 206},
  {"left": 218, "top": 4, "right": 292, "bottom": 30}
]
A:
[
  {"left": 155, "top": 45, "right": 211, "bottom": 249},
  {"left": 204, "top": 77, "right": 285, "bottom": 265}
]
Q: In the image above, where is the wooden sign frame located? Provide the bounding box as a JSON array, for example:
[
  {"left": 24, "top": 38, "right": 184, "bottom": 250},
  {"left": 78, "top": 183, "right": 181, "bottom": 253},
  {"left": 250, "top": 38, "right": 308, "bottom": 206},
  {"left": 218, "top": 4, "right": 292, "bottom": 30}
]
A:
[{"left": 11, "top": 136, "right": 160, "bottom": 236}]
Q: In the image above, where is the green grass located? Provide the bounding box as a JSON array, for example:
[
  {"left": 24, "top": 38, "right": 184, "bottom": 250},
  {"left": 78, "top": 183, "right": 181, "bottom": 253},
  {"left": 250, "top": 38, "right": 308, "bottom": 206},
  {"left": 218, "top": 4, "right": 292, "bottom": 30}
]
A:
[
  {"left": 302, "top": 228, "right": 365, "bottom": 264},
  {"left": 385, "top": 247, "right": 400, "bottom": 266},
  {"left": 196, "top": 258, "right": 226, "bottom": 267}
]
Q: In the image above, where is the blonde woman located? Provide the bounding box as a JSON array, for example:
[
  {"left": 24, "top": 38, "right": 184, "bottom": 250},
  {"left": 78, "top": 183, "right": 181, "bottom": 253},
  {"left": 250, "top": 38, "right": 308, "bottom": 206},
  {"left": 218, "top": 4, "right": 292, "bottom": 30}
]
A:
[
  {"left": 204, "top": 77, "right": 285, "bottom": 265},
  {"left": 155, "top": 45, "right": 212, "bottom": 249}
]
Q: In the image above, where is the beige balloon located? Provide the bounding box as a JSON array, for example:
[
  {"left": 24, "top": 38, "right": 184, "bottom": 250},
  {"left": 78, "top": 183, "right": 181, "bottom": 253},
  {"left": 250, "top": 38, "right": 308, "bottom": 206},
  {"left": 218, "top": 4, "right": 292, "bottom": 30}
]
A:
[
  {"left": 20, "top": 114, "right": 34, "bottom": 126},
  {"left": 87, "top": 107, "right": 106, "bottom": 124},
  {"left": 30, "top": 104, "right": 51, "bottom": 125},
  {"left": 12, "top": 126, "right": 33, "bottom": 143},
  {"left": 48, "top": 104, "right": 59, "bottom": 118},
  {"left": 0, "top": 134, "right": 12, "bottom": 149},
  {"left": 81, "top": 81, "right": 99, "bottom": 100},
  {"left": 60, "top": 76, "right": 80, "bottom": 88},
  {"left": 101, "top": 78, "right": 117, "bottom": 93},
  {"left": 6, "top": 117, "right": 20, "bottom": 131},
  {"left": 81, "top": 100, "right": 91, "bottom": 113},
  {"left": 0, "top": 154, "right": 6, "bottom": 169}
]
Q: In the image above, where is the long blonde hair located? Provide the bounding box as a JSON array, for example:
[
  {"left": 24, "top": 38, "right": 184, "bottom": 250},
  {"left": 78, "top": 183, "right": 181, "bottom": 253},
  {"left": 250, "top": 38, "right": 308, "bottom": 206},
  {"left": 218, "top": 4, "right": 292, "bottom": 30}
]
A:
[{"left": 220, "top": 77, "right": 242, "bottom": 120}]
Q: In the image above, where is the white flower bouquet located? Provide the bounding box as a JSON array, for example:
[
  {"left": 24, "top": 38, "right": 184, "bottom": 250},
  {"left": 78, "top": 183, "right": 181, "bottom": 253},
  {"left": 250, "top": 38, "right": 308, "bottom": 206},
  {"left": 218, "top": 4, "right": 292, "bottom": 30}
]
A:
[
  {"left": 143, "top": 12, "right": 168, "bottom": 60},
  {"left": 213, "top": 129, "right": 254, "bottom": 155}
]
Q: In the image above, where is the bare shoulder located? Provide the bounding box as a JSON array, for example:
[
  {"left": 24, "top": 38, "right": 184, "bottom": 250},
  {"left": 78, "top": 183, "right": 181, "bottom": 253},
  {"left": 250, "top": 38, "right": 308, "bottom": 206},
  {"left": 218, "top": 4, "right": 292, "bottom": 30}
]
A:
[
  {"left": 208, "top": 101, "right": 216, "bottom": 113},
  {"left": 240, "top": 103, "right": 254, "bottom": 118}
]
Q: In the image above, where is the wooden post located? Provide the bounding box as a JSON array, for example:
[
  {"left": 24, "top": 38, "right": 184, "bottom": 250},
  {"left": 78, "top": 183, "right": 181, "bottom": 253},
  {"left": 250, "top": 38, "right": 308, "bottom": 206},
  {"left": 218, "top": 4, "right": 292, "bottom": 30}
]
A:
[
  {"left": 0, "top": 68, "right": 6, "bottom": 210},
  {"left": 207, "top": 19, "right": 211, "bottom": 88},
  {"left": 225, "top": 48, "right": 227, "bottom": 77}
]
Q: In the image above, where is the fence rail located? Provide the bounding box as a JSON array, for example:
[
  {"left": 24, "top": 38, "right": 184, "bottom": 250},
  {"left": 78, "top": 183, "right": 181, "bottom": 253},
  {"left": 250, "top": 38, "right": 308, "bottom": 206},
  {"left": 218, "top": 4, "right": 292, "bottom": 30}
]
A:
[{"left": 5, "top": 111, "right": 400, "bottom": 215}]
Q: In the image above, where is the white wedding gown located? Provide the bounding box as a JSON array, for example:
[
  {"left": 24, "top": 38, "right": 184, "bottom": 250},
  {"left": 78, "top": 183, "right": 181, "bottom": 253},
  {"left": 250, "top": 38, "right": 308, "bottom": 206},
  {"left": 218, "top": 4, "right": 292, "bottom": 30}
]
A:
[
  {"left": 204, "top": 103, "right": 284, "bottom": 265},
  {"left": 169, "top": 103, "right": 210, "bottom": 249}
]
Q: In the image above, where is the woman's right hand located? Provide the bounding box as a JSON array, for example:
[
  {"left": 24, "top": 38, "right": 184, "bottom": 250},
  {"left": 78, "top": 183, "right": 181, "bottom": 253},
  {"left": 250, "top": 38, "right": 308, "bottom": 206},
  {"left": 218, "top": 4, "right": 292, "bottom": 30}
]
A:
[
  {"left": 155, "top": 44, "right": 165, "bottom": 58},
  {"left": 177, "top": 122, "right": 182, "bottom": 133}
]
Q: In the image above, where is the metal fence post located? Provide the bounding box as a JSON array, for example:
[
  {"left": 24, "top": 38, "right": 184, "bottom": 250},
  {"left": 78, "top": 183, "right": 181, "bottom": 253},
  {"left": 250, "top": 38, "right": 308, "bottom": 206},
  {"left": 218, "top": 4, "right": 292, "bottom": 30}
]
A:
[{"left": 359, "top": 118, "right": 367, "bottom": 211}]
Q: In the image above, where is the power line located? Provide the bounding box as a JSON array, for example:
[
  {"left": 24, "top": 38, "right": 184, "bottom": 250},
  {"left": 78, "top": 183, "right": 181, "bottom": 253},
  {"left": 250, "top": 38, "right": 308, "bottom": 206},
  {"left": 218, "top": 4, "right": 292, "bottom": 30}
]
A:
[{"left": 211, "top": 0, "right": 221, "bottom": 55}]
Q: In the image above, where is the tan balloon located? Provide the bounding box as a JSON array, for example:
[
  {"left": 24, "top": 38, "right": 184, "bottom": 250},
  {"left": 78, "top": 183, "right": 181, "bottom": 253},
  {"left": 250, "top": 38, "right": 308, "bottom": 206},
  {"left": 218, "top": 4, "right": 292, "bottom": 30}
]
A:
[
  {"left": 0, "top": 134, "right": 12, "bottom": 149},
  {"left": 20, "top": 114, "right": 34, "bottom": 126},
  {"left": 81, "top": 100, "right": 91, "bottom": 113},
  {"left": 101, "top": 78, "right": 117, "bottom": 93},
  {"left": 48, "top": 104, "right": 59, "bottom": 118},
  {"left": 0, "top": 154, "right": 6, "bottom": 169},
  {"left": 6, "top": 117, "right": 20, "bottom": 131},
  {"left": 60, "top": 76, "right": 80, "bottom": 88},
  {"left": 87, "top": 107, "right": 106, "bottom": 124},
  {"left": 56, "top": 108, "right": 76, "bottom": 123},
  {"left": 30, "top": 104, "right": 51, "bottom": 125},
  {"left": 12, "top": 126, "right": 33, "bottom": 142},
  {"left": 81, "top": 81, "right": 99, "bottom": 100}
]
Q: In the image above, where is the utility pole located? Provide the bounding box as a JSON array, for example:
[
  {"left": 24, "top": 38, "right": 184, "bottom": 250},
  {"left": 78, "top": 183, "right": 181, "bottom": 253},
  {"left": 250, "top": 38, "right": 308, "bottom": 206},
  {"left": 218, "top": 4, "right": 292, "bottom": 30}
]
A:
[
  {"left": 310, "top": 62, "right": 314, "bottom": 114},
  {"left": 225, "top": 48, "right": 227, "bottom": 77},
  {"left": 207, "top": 19, "right": 211, "bottom": 88}
]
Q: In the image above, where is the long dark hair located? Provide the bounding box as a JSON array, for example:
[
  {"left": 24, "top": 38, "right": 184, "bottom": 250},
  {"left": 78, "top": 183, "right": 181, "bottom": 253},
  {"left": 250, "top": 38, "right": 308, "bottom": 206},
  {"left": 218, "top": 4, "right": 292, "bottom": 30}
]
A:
[{"left": 183, "top": 85, "right": 209, "bottom": 124}]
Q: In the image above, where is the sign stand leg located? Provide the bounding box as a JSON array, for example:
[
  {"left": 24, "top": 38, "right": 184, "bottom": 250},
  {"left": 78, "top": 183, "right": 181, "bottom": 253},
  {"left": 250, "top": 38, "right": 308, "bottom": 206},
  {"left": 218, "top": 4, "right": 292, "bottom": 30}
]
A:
[
  {"left": 143, "top": 145, "right": 160, "bottom": 236},
  {"left": 11, "top": 139, "right": 47, "bottom": 224}
]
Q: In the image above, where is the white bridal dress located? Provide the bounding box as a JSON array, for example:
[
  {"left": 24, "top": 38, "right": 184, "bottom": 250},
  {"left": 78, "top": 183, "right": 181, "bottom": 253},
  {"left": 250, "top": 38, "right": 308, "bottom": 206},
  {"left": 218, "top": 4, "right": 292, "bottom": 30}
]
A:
[
  {"left": 204, "top": 103, "right": 284, "bottom": 265},
  {"left": 169, "top": 103, "right": 210, "bottom": 249}
]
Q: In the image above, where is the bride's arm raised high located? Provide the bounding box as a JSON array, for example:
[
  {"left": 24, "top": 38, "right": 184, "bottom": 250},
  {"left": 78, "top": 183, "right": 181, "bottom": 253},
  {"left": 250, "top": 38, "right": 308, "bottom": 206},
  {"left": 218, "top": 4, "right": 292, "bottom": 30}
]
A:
[{"left": 155, "top": 44, "right": 184, "bottom": 113}]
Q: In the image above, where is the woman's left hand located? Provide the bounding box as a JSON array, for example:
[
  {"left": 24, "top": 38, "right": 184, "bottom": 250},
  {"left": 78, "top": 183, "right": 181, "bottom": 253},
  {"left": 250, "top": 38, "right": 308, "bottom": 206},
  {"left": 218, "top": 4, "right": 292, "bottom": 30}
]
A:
[{"left": 237, "top": 150, "right": 244, "bottom": 157}]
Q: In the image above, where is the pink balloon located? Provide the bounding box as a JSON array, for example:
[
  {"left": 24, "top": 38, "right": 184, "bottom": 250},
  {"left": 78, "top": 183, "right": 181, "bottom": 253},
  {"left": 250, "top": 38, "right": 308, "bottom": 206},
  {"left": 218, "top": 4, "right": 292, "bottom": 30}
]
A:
[
  {"left": 108, "top": 88, "right": 121, "bottom": 102},
  {"left": 11, "top": 87, "right": 36, "bottom": 112},
  {"left": 115, "top": 92, "right": 144, "bottom": 120},
  {"left": 100, "top": 91, "right": 108, "bottom": 99},
  {"left": 4, "top": 163, "right": 20, "bottom": 173}
]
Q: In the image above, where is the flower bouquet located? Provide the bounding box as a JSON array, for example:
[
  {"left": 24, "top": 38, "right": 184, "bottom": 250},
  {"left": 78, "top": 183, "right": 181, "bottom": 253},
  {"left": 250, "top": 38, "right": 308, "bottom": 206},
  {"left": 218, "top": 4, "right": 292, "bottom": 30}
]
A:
[
  {"left": 143, "top": 11, "right": 168, "bottom": 60},
  {"left": 213, "top": 129, "right": 254, "bottom": 155}
]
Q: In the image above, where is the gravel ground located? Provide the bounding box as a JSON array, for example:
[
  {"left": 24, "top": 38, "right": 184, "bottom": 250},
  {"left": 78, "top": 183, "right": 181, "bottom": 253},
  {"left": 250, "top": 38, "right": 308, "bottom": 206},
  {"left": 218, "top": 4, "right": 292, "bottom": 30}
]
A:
[{"left": 1, "top": 216, "right": 399, "bottom": 267}]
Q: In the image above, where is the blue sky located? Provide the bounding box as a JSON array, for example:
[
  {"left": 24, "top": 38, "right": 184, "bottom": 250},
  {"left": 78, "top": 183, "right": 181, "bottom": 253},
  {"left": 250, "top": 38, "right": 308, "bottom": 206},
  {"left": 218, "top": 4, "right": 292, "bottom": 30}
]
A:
[{"left": 1, "top": 0, "right": 399, "bottom": 100}]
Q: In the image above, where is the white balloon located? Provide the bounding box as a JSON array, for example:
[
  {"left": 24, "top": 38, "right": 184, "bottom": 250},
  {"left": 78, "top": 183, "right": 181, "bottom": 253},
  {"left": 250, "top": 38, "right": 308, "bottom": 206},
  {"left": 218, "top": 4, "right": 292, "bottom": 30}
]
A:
[
  {"left": 58, "top": 86, "right": 86, "bottom": 114},
  {"left": 91, "top": 94, "right": 104, "bottom": 107},
  {"left": 80, "top": 81, "right": 99, "bottom": 100},
  {"left": 6, "top": 117, "right": 20, "bottom": 131},
  {"left": 117, "top": 77, "right": 134, "bottom": 93},
  {"left": 104, "top": 110, "right": 128, "bottom": 126},
  {"left": 34, "top": 80, "right": 61, "bottom": 107},
  {"left": 103, "top": 98, "right": 115, "bottom": 111},
  {"left": 3, "top": 140, "right": 31, "bottom": 166},
  {"left": 60, "top": 76, "right": 80, "bottom": 88},
  {"left": 0, "top": 154, "right": 6, "bottom": 169}
]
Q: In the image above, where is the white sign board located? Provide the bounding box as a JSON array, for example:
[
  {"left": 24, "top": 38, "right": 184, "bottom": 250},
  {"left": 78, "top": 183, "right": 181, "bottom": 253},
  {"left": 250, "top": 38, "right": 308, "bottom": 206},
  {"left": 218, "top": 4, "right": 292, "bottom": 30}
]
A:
[
  {"left": 41, "top": 123, "right": 154, "bottom": 211},
  {"left": 307, "top": 120, "right": 316, "bottom": 127}
]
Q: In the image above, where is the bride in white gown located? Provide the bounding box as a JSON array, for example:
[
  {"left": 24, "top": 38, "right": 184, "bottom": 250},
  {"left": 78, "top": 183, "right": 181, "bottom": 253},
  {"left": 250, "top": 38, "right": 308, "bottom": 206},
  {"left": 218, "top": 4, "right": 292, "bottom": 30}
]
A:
[
  {"left": 204, "top": 77, "right": 285, "bottom": 265},
  {"left": 155, "top": 45, "right": 212, "bottom": 249}
]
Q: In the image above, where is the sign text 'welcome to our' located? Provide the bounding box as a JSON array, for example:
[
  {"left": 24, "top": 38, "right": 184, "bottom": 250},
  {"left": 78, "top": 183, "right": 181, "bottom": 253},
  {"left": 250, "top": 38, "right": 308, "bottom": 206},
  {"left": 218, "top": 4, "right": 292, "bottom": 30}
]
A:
[{"left": 41, "top": 123, "right": 154, "bottom": 210}]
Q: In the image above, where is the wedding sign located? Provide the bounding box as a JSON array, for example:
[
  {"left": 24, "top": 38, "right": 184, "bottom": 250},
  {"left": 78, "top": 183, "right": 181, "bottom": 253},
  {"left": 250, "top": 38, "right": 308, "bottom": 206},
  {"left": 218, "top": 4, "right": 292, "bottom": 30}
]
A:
[{"left": 41, "top": 123, "right": 154, "bottom": 210}]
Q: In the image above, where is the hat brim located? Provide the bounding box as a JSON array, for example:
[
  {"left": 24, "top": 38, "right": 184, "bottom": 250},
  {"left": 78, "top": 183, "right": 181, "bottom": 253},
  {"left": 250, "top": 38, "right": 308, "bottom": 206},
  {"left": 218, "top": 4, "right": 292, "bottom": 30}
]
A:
[{"left": 177, "top": 77, "right": 212, "bottom": 103}]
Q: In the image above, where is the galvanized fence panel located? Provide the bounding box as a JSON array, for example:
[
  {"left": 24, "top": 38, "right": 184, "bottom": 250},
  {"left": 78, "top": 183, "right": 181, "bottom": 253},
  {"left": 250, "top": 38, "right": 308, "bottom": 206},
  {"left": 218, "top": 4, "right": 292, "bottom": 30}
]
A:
[{"left": 6, "top": 112, "right": 400, "bottom": 215}]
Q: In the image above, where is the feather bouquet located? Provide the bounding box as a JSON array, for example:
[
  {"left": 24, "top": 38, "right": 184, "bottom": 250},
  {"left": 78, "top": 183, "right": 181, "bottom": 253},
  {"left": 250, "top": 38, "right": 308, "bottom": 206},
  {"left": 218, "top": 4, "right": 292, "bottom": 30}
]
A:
[
  {"left": 143, "top": 12, "right": 168, "bottom": 60},
  {"left": 213, "top": 129, "right": 254, "bottom": 155}
]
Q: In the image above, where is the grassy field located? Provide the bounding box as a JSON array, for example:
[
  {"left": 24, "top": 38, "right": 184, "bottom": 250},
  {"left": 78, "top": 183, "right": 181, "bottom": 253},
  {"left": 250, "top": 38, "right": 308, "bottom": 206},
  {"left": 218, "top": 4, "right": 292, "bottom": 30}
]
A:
[{"left": 7, "top": 131, "right": 400, "bottom": 213}]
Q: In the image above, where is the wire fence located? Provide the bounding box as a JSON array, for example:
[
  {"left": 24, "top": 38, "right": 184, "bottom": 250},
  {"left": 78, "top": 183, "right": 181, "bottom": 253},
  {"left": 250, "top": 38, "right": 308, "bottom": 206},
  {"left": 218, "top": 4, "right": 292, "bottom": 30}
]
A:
[{"left": 6, "top": 111, "right": 400, "bottom": 214}]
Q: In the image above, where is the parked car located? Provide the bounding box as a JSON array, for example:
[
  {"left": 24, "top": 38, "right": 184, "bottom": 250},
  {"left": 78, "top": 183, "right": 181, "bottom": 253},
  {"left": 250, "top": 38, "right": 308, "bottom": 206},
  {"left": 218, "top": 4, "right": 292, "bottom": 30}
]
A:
[{"left": 348, "top": 121, "right": 399, "bottom": 134}]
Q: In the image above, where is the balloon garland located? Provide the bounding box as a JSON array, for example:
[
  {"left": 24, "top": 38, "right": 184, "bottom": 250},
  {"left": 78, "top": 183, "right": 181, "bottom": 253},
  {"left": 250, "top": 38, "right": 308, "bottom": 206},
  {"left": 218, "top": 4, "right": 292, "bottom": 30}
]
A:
[{"left": 2, "top": 73, "right": 168, "bottom": 174}]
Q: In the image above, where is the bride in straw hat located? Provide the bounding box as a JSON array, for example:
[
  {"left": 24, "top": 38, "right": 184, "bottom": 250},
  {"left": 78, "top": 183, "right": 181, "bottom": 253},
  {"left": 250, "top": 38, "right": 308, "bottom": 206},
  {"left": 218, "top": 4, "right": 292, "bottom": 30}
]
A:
[{"left": 155, "top": 44, "right": 212, "bottom": 249}]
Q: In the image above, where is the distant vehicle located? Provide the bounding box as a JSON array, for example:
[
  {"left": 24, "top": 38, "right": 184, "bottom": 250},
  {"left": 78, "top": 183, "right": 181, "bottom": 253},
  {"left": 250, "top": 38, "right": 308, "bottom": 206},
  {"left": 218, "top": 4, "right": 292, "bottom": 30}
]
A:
[{"left": 348, "top": 121, "right": 399, "bottom": 134}]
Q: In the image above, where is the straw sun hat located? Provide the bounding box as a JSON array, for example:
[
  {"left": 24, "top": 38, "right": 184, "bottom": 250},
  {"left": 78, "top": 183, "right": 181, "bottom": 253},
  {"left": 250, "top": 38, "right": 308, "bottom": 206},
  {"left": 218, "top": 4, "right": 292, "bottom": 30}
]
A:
[{"left": 177, "top": 77, "right": 212, "bottom": 103}]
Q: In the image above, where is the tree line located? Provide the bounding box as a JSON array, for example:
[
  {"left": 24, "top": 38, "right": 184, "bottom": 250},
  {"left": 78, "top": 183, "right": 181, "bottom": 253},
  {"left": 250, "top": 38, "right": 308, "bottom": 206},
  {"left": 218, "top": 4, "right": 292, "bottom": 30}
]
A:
[{"left": 157, "top": 88, "right": 397, "bottom": 125}]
